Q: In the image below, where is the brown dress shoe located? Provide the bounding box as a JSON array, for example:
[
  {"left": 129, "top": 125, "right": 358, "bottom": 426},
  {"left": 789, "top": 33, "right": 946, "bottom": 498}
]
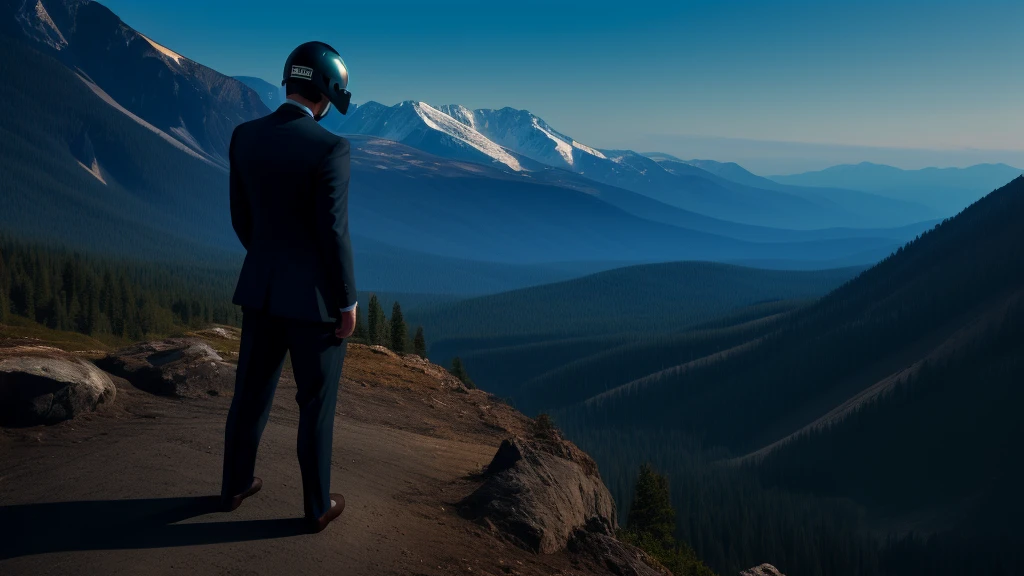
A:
[
  {"left": 222, "top": 477, "right": 263, "bottom": 512},
  {"left": 307, "top": 493, "right": 346, "bottom": 533}
]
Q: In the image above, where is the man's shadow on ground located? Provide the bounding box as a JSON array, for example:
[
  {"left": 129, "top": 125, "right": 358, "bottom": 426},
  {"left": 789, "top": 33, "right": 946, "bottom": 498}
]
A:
[{"left": 0, "top": 496, "right": 309, "bottom": 560}]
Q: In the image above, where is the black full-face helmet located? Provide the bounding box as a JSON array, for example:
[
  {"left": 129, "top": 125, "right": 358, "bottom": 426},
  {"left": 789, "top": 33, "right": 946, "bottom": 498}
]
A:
[{"left": 282, "top": 41, "right": 352, "bottom": 119}]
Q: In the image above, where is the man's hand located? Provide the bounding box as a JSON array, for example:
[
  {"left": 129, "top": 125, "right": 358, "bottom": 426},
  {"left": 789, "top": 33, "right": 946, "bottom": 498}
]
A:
[{"left": 336, "top": 305, "right": 357, "bottom": 339}]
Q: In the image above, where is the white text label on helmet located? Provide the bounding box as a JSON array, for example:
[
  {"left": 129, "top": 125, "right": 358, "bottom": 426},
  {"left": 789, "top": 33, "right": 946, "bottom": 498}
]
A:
[{"left": 290, "top": 65, "right": 314, "bottom": 80}]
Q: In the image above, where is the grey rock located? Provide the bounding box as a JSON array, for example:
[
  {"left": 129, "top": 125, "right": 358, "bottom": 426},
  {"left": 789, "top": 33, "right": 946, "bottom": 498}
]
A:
[
  {"left": 96, "top": 338, "right": 235, "bottom": 398},
  {"left": 568, "top": 527, "right": 672, "bottom": 576},
  {"left": 741, "top": 564, "right": 787, "bottom": 576},
  {"left": 0, "top": 346, "right": 115, "bottom": 426},
  {"left": 458, "top": 437, "right": 618, "bottom": 554}
]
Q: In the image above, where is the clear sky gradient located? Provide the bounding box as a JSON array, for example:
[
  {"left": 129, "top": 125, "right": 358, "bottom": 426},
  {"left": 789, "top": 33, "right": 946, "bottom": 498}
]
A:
[{"left": 98, "top": 0, "right": 1023, "bottom": 172}]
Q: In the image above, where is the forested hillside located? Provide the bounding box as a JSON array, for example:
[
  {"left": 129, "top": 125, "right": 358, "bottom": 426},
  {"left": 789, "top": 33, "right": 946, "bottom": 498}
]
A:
[
  {"left": 567, "top": 176, "right": 1024, "bottom": 452},
  {"left": 0, "top": 236, "right": 241, "bottom": 340},
  {"left": 553, "top": 176, "right": 1024, "bottom": 575},
  {"left": 0, "top": 33, "right": 237, "bottom": 259},
  {"left": 412, "top": 264, "right": 860, "bottom": 402}
]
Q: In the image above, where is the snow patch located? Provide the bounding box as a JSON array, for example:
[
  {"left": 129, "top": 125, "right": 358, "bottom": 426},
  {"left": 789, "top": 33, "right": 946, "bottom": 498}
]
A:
[
  {"left": 531, "top": 118, "right": 574, "bottom": 166},
  {"left": 34, "top": 1, "right": 66, "bottom": 47},
  {"left": 571, "top": 140, "right": 606, "bottom": 159},
  {"left": 75, "top": 73, "right": 221, "bottom": 169},
  {"left": 169, "top": 122, "right": 204, "bottom": 153},
  {"left": 140, "top": 34, "right": 185, "bottom": 65},
  {"left": 76, "top": 159, "right": 106, "bottom": 185},
  {"left": 413, "top": 102, "right": 523, "bottom": 172},
  {"left": 439, "top": 105, "right": 477, "bottom": 129},
  {"left": 18, "top": 0, "right": 68, "bottom": 50}
]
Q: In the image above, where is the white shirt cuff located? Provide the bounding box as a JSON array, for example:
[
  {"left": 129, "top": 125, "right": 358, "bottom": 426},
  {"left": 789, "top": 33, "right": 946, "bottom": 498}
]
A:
[{"left": 339, "top": 302, "right": 358, "bottom": 313}]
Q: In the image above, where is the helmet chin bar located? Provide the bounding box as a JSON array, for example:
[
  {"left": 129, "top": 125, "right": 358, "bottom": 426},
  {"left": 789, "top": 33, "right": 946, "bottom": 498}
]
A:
[
  {"left": 315, "top": 101, "right": 332, "bottom": 122},
  {"left": 328, "top": 88, "right": 352, "bottom": 115}
]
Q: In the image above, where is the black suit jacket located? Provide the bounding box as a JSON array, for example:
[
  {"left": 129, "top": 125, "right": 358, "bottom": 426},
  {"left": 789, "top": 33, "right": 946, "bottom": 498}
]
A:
[{"left": 229, "top": 104, "right": 357, "bottom": 323}]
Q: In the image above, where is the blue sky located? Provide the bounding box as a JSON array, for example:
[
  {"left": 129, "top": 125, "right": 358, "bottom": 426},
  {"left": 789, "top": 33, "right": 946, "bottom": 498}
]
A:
[{"left": 100, "top": 0, "right": 1023, "bottom": 172}]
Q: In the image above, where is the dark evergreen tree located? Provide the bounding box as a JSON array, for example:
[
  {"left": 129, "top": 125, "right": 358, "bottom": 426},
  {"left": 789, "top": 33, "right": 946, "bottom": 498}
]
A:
[
  {"left": 0, "top": 250, "right": 8, "bottom": 326},
  {"left": 353, "top": 307, "right": 367, "bottom": 341},
  {"left": 413, "top": 326, "right": 427, "bottom": 358},
  {"left": 450, "top": 357, "right": 475, "bottom": 389},
  {"left": 620, "top": 464, "right": 717, "bottom": 576},
  {"left": 627, "top": 464, "right": 677, "bottom": 547},
  {"left": 390, "top": 301, "right": 407, "bottom": 352},
  {"left": 367, "top": 294, "right": 383, "bottom": 345},
  {"left": 0, "top": 290, "right": 8, "bottom": 324}
]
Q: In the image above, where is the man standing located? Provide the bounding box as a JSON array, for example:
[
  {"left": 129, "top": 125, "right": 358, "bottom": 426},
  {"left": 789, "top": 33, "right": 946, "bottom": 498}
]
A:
[{"left": 220, "top": 42, "right": 357, "bottom": 533}]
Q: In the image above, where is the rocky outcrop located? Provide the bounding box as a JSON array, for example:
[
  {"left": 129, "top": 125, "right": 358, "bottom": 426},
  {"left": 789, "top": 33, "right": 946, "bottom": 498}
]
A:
[
  {"left": 740, "top": 564, "right": 786, "bottom": 576},
  {"left": 95, "top": 338, "right": 234, "bottom": 398},
  {"left": 568, "top": 525, "right": 671, "bottom": 576},
  {"left": 0, "top": 346, "right": 115, "bottom": 426},
  {"left": 457, "top": 436, "right": 617, "bottom": 554}
]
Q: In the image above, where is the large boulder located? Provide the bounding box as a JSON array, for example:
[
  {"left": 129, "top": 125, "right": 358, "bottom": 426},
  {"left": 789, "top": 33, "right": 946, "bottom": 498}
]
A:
[
  {"left": 0, "top": 346, "right": 116, "bottom": 426},
  {"left": 95, "top": 338, "right": 235, "bottom": 398},
  {"left": 458, "top": 436, "right": 618, "bottom": 554}
]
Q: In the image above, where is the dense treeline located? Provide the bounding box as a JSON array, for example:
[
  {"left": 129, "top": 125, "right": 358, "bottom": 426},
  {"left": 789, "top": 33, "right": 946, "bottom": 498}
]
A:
[
  {"left": 352, "top": 294, "right": 426, "bottom": 358},
  {"left": 0, "top": 235, "right": 448, "bottom": 351},
  {"left": 0, "top": 235, "right": 241, "bottom": 339}
]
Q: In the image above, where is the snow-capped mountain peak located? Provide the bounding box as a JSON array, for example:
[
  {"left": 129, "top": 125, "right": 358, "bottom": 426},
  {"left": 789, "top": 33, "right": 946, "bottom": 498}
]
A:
[
  {"left": 335, "top": 100, "right": 615, "bottom": 174},
  {"left": 412, "top": 102, "right": 523, "bottom": 171}
]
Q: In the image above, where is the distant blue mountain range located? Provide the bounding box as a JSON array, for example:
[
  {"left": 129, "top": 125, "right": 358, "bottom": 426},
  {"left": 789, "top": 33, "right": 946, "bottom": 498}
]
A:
[
  {"left": 770, "top": 162, "right": 1024, "bottom": 214},
  {"left": 0, "top": 0, "right": 958, "bottom": 297}
]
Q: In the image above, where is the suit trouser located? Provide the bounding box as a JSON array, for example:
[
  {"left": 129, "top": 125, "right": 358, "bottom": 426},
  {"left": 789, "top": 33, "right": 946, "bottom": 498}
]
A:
[{"left": 221, "top": 306, "right": 346, "bottom": 519}]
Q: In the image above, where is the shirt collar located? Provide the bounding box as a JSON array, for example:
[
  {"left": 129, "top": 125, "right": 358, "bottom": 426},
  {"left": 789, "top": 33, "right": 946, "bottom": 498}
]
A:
[{"left": 280, "top": 99, "right": 315, "bottom": 118}]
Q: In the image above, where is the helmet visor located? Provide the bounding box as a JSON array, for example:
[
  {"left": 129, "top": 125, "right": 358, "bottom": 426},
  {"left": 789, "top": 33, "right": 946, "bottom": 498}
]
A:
[{"left": 329, "top": 88, "right": 351, "bottom": 115}]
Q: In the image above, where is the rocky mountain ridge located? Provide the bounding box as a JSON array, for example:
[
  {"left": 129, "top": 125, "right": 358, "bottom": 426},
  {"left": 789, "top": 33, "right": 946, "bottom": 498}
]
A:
[{"left": 8, "top": 0, "right": 269, "bottom": 166}]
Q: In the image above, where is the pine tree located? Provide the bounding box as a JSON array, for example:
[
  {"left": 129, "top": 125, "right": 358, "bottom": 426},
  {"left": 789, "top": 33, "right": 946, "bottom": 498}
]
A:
[
  {"left": 16, "top": 273, "right": 35, "bottom": 319},
  {"left": 450, "top": 357, "right": 476, "bottom": 389},
  {"left": 390, "top": 301, "right": 407, "bottom": 352},
  {"left": 32, "top": 263, "right": 51, "bottom": 324},
  {"left": 367, "top": 294, "right": 382, "bottom": 345},
  {"left": 627, "top": 464, "right": 677, "bottom": 547},
  {"left": 0, "top": 250, "right": 9, "bottom": 324},
  {"left": 0, "top": 288, "right": 9, "bottom": 325},
  {"left": 378, "top": 308, "right": 391, "bottom": 348},
  {"left": 413, "top": 326, "right": 427, "bottom": 358},
  {"left": 353, "top": 308, "right": 367, "bottom": 340},
  {"left": 621, "top": 464, "right": 717, "bottom": 576}
]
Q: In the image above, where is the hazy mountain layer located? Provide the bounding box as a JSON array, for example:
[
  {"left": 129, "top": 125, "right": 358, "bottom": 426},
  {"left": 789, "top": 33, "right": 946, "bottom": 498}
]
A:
[{"left": 771, "top": 161, "right": 1024, "bottom": 214}]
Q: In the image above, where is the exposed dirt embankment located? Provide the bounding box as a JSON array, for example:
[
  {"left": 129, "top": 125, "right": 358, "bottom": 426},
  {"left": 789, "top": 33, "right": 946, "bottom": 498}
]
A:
[{"left": 0, "top": 328, "right": 661, "bottom": 576}]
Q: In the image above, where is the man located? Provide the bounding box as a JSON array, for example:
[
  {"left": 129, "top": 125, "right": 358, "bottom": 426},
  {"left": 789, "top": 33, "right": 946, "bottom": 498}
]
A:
[{"left": 220, "top": 41, "right": 357, "bottom": 533}]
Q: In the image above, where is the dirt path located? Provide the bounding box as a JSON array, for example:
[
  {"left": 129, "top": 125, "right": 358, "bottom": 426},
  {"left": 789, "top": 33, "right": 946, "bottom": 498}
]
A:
[{"left": 0, "top": 344, "right": 602, "bottom": 576}]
